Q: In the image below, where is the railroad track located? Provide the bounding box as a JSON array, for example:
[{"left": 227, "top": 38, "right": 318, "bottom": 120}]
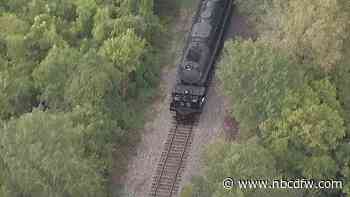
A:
[
  {"left": 149, "top": 115, "right": 198, "bottom": 197},
  {"left": 149, "top": 0, "right": 233, "bottom": 196}
]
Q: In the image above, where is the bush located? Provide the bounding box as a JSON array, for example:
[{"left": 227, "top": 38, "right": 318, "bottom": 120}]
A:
[{"left": 218, "top": 39, "right": 305, "bottom": 137}]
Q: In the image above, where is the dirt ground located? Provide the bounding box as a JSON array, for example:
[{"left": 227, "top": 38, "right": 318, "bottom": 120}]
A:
[
  {"left": 122, "top": 4, "right": 252, "bottom": 197},
  {"left": 122, "top": 5, "right": 195, "bottom": 197},
  {"left": 123, "top": 67, "right": 177, "bottom": 197}
]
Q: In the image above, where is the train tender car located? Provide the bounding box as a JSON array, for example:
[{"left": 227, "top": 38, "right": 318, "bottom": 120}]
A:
[{"left": 170, "top": 0, "right": 233, "bottom": 115}]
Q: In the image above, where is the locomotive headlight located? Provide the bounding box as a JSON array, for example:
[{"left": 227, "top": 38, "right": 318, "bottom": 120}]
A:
[
  {"left": 191, "top": 95, "right": 198, "bottom": 103},
  {"left": 192, "top": 98, "right": 198, "bottom": 103}
]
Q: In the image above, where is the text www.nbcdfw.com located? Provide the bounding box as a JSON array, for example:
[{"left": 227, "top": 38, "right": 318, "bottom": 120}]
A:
[{"left": 223, "top": 177, "right": 343, "bottom": 190}]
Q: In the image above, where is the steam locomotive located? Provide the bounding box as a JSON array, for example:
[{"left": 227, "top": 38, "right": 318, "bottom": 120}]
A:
[{"left": 170, "top": 0, "right": 233, "bottom": 115}]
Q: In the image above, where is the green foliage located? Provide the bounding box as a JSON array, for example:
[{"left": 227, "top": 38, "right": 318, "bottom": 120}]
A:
[
  {"left": 260, "top": 79, "right": 345, "bottom": 178},
  {"left": 26, "top": 14, "right": 67, "bottom": 61},
  {"left": 180, "top": 184, "right": 194, "bottom": 197},
  {"left": 0, "top": 110, "right": 106, "bottom": 197},
  {"left": 218, "top": 39, "right": 304, "bottom": 136},
  {"left": 188, "top": 139, "right": 297, "bottom": 197},
  {"left": 245, "top": 0, "right": 350, "bottom": 71},
  {"left": 209, "top": 1, "right": 350, "bottom": 197},
  {"left": 185, "top": 176, "right": 212, "bottom": 197},
  {"left": 277, "top": 0, "right": 349, "bottom": 70},
  {"left": 66, "top": 50, "right": 121, "bottom": 106},
  {"left": 72, "top": 0, "right": 97, "bottom": 38},
  {"left": 235, "top": 0, "right": 350, "bottom": 71},
  {"left": 234, "top": 0, "right": 272, "bottom": 26},
  {"left": 0, "top": 14, "right": 29, "bottom": 36},
  {"left": 336, "top": 143, "right": 350, "bottom": 196},
  {"left": 214, "top": 2, "right": 350, "bottom": 193},
  {"left": 0, "top": 0, "right": 161, "bottom": 196},
  {"left": 99, "top": 29, "right": 146, "bottom": 75},
  {"left": 205, "top": 139, "right": 277, "bottom": 196},
  {"left": 331, "top": 64, "right": 350, "bottom": 134},
  {"left": 0, "top": 61, "right": 36, "bottom": 119},
  {"left": 33, "top": 46, "right": 80, "bottom": 109},
  {"left": 69, "top": 104, "right": 122, "bottom": 172},
  {"left": 92, "top": 7, "right": 111, "bottom": 43},
  {"left": 99, "top": 29, "right": 146, "bottom": 97},
  {"left": 139, "top": 0, "right": 154, "bottom": 18},
  {"left": 154, "top": 0, "right": 179, "bottom": 18}
]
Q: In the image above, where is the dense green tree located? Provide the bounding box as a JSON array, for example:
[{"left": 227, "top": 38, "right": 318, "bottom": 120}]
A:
[
  {"left": 235, "top": 0, "right": 350, "bottom": 71},
  {"left": 218, "top": 39, "right": 304, "bottom": 137},
  {"left": 72, "top": 0, "right": 97, "bottom": 39},
  {"left": 99, "top": 29, "right": 145, "bottom": 74},
  {"left": 332, "top": 63, "right": 350, "bottom": 134},
  {"left": 0, "top": 110, "right": 106, "bottom": 197},
  {"left": 25, "top": 14, "right": 67, "bottom": 62},
  {"left": 0, "top": 14, "right": 37, "bottom": 119},
  {"left": 0, "top": 61, "right": 36, "bottom": 119},
  {"left": 0, "top": 0, "right": 161, "bottom": 196},
  {"left": 139, "top": 0, "right": 154, "bottom": 18},
  {"left": 69, "top": 103, "right": 123, "bottom": 172},
  {"left": 154, "top": 0, "right": 179, "bottom": 18},
  {"left": 212, "top": 1, "right": 350, "bottom": 197},
  {"left": 66, "top": 49, "right": 121, "bottom": 107},
  {"left": 260, "top": 79, "right": 345, "bottom": 178},
  {"left": 33, "top": 45, "right": 80, "bottom": 109},
  {"left": 244, "top": 0, "right": 350, "bottom": 71},
  {"left": 0, "top": 14, "right": 29, "bottom": 36},
  {"left": 92, "top": 7, "right": 111, "bottom": 43},
  {"left": 335, "top": 143, "right": 350, "bottom": 196},
  {"left": 99, "top": 28, "right": 146, "bottom": 97},
  {"left": 182, "top": 139, "right": 298, "bottom": 197},
  {"left": 277, "top": 0, "right": 349, "bottom": 70}
]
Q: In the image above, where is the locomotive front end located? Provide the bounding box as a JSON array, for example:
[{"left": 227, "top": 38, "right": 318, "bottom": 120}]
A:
[
  {"left": 170, "top": 0, "right": 232, "bottom": 117},
  {"left": 170, "top": 85, "right": 206, "bottom": 115}
]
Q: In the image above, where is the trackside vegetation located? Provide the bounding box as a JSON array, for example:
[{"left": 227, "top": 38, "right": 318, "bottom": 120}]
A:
[
  {"left": 181, "top": 0, "right": 350, "bottom": 197},
  {"left": 0, "top": 0, "right": 163, "bottom": 196}
]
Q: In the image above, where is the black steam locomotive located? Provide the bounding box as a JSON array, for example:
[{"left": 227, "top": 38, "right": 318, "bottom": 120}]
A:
[{"left": 170, "top": 0, "right": 233, "bottom": 115}]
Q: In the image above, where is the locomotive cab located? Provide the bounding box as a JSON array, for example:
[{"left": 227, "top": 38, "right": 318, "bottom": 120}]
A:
[{"left": 170, "top": 84, "right": 206, "bottom": 115}]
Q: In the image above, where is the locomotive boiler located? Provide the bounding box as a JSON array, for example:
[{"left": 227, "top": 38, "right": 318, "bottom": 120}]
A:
[{"left": 170, "top": 0, "right": 233, "bottom": 115}]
